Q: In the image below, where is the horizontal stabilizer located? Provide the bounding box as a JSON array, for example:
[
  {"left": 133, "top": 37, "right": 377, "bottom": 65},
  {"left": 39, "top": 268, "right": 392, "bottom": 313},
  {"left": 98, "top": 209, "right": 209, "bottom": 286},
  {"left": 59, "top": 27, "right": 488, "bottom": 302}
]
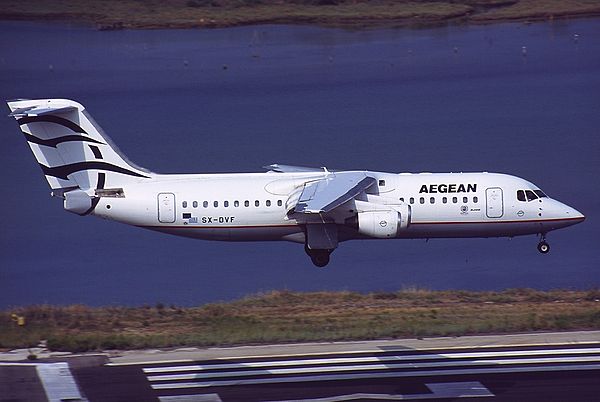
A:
[
  {"left": 264, "top": 164, "right": 326, "bottom": 173},
  {"left": 9, "top": 105, "right": 77, "bottom": 118}
]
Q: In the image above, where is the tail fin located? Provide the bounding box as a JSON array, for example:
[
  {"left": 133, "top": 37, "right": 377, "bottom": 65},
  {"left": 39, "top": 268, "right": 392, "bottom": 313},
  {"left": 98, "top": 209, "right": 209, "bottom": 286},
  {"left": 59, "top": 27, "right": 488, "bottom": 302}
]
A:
[{"left": 7, "top": 99, "right": 152, "bottom": 214}]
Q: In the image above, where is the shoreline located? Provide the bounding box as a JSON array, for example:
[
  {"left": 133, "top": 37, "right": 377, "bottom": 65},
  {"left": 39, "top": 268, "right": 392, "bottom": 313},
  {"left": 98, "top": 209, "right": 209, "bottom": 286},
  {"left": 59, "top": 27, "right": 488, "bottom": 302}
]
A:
[{"left": 2, "top": 1, "right": 600, "bottom": 31}]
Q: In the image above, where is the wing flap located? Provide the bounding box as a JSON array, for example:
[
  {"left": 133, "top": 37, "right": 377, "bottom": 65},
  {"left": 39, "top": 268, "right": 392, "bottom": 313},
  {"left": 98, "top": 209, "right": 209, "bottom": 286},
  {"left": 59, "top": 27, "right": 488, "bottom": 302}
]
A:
[{"left": 294, "top": 173, "right": 377, "bottom": 214}]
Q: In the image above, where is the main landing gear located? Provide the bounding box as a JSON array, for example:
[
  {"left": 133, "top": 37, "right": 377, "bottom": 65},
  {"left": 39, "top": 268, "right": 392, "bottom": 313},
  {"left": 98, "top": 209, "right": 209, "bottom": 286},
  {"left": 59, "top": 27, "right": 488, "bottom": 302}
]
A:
[
  {"left": 305, "top": 245, "right": 332, "bottom": 267},
  {"left": 537, "top": 234, "right": 550, "bottom": 254}
]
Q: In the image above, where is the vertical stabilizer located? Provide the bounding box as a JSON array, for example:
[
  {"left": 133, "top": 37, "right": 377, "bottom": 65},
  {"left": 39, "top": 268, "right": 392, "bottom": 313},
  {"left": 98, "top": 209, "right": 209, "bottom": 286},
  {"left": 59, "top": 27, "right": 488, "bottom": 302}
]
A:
[{"left": 7, "top": 98, "right": 153, "bottom": 214}]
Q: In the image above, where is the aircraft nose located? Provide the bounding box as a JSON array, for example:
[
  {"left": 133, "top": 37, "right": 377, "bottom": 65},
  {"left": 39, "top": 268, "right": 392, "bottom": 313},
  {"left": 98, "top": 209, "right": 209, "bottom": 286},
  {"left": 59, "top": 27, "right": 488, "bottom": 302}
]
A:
[{"left": 562, "top": 203, "right": 585, "bottom": 223}]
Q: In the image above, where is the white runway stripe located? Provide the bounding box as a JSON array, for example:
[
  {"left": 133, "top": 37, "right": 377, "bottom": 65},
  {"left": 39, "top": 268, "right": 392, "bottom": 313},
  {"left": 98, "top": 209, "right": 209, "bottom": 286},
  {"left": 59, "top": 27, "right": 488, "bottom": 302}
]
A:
[
  {"left": 150, "top": 363, "right": 600, "bottom": 390},
  {"left": 158, "top": 394, "right": 222, "bottom": 401},
  {"left": 269, "top": 381, "right": 494, "bottom": 401},
  {"left": 142, "top": 347, "right": 600, "bottom": 374},
  {"left": 36, "top": 362, "right": 84, "bottom": 402},
  {"left": 146, "top": 355, "right": 600, "bottom": 382},
  {"left": 107, "top": 359, "right": 194, "bottom": 367}
]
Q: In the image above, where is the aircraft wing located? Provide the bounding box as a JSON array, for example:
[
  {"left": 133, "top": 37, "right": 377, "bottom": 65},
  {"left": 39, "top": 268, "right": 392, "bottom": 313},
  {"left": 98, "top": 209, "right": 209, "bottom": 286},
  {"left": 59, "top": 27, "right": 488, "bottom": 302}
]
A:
[{"left": 293, "top": 172, "right": 377, "bottom": 214}]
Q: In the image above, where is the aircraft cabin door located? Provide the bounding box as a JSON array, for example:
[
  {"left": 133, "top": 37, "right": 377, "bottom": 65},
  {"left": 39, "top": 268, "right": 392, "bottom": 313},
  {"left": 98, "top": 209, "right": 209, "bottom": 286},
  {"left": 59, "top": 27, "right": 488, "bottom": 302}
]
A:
[
  {"left": 486, "top": 187, "right": 504, "bottom": 218},
  {"left": 158, "top": 193, "right": 176, "bottom": 223}
]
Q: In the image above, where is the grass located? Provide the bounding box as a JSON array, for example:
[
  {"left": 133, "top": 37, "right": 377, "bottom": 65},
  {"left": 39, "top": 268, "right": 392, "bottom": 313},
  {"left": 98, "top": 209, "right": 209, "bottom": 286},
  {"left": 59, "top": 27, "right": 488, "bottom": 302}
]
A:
[
  {"left": 2, "top": 288, "right": 600, "bottom": 352},
  {"left": 1, "top": 0, "right": 599, "bottom": 29}
]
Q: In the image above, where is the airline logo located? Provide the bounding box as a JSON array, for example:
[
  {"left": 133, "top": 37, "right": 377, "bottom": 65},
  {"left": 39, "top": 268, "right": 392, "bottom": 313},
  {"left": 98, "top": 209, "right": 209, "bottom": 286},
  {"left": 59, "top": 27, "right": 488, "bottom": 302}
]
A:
[{"left": 419, "top": 184, "right": 477, "bottom": 194}]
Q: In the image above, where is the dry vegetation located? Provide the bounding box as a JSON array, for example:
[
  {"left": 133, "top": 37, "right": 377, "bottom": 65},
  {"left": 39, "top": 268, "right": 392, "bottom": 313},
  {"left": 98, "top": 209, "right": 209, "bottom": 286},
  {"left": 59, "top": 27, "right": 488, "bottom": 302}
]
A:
[
  {"left": 1, "top": 0, "right": 599, "bottom": 29},
  {"left": 2, "top": 289, "right": 600, "bottom": 352}
]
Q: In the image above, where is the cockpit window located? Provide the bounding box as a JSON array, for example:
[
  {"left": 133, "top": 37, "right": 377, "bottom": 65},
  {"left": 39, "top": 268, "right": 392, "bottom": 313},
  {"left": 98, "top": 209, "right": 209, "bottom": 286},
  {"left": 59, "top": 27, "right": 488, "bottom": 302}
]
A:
[
  {"left": 518, "top": 189, "right": 547, "bottom": 202},
  {"left": 525, "top": 190, "right": 538, "bottom": 201}
]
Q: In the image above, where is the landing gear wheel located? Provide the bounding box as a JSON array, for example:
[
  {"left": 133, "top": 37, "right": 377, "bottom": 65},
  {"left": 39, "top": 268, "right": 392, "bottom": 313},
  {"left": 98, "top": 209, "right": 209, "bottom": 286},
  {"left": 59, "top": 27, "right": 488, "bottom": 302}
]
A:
[
  {"left": 537, "top": 241, "right": 550, "bottom": 254},
  {"left": 310, "top": 252, "right": 330, "bottom": 268},
  {"left": 305, "top": 245, "right": 332, "bottom": 267}
]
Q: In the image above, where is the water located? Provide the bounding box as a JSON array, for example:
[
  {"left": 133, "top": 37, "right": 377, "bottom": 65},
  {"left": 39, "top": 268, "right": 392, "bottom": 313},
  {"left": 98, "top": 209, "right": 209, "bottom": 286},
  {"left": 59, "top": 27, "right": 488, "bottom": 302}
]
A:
[{"left": 1, "top": 20, "right": 599, "bottom": 308}]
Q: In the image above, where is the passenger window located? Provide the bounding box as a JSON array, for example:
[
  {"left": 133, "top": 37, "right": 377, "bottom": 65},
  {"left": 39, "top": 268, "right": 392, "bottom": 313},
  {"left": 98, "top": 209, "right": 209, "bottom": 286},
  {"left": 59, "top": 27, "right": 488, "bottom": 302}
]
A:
[
  {"left": 266, "top": 200, "right": 271, "bottom": 207},
  {"left": 420, "top": 197, "right": 425, "bottom": 204},
  {"left": 234, "top": 200, "right": 239, "bottom": 207},
  {"left": 453, "top": 197, "right": 458, "bottom": 203},
  {"left": 277, "top": 200, "right": 283, "bottom": 207},
  {"left": 192, "top": 201, "right": 198, "bottom": 208},
  {"left": 463, "top": 197, "right": 468, "bottom": 204},
  {"left": 442, "top": 197, "right": 447, "bottom": 204},
  {"left": 410, "top": 197, "right": 414, "bottom": 204},
  {"left": 214, "top": 201, "right": 218, "bottom": 208},
  {"left": 430, "top": 197, "right": 435, "bottom": 204},
  {"left": 473, "top": 196, "right": 478, "bottom": 203},
  {"left": 534, "top": 190, "right": 547, "bottom": 198},
  {"left": 182, "top": 201, "right": 187, "bottom": 208},
  {"left": 525, "top": 190, "right": 538, "bottom": 202},
  {"left": 203, "top": 201, "right": 208, "bottom": 208},
  {"left": 244, "top": 200, "right": 249, "bottom": 207},
  {"left": 255, "top": 200, "right": 260, "bottom": 207},
  {"left": 224, "top": 201, "right": 229, "bottom": 208},
  {"left": 517, "top": 190, "right": 526, "bottom": 202}
]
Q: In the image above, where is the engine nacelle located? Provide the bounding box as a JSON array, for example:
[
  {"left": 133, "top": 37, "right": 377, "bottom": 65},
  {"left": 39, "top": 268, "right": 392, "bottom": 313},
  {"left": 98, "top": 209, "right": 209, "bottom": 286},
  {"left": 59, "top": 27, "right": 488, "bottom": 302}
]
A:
[
  {"left": 357, "top": 210, "right": 399, "bottom": 238},
  {"left": 349, "top": 203, "right": 411, "bottom": 238}
]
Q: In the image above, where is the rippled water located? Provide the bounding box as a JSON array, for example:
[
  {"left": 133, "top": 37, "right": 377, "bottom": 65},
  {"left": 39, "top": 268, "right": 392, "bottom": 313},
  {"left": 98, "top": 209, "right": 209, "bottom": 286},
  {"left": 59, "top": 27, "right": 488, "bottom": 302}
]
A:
[{"left": 1, "top": 19, "right": 598, "bottom": 308}]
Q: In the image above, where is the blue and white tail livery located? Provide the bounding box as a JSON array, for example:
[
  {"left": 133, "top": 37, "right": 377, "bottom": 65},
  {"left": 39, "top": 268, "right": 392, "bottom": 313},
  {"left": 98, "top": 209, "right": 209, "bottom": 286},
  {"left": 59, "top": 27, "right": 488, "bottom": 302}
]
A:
[
  {"left": 7, "top": 98, "right": 585, "bottom": 266},
  {"left": 8, "top": 98, "right": 152, "bottom": 215}
]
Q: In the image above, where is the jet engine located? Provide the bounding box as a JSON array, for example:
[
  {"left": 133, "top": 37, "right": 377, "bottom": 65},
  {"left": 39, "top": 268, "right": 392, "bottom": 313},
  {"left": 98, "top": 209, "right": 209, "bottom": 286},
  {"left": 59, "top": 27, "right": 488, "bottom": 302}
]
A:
[{"left": 346, "top": 203, "right": 411, "bottom": 238}]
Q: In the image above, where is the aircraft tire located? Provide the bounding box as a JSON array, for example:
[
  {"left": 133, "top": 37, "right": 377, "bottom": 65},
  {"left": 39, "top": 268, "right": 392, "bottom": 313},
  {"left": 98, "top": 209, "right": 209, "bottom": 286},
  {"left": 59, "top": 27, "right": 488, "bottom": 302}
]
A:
[
  {"left": 307, "top": 248, "right": 331, "bottom": 267},
  {"left": 311, "top": 253, "right": 330, "bottom": 267},
  {"left": 537, "top": 241, "right": 550, "bottom": 254}
]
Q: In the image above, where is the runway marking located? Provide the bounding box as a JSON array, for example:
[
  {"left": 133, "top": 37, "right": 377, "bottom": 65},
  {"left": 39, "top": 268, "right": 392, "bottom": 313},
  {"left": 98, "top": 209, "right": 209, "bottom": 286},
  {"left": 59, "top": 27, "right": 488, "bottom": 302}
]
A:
[
  {"left": 142, "top": 347, "right": 600, "bottom": 374},
  {"left": 107, "top": 359, "right": 195, "bottom": 367},
  {"left": 0, "top": 362, "right": 39, "bottom": 366},
  {"left": 106, "top": 335, "right": 600, "bottom": 366},
  {"left": 158, "top": 394, "right": 222, "bottom": 401},
  {"left": 149, "top": 363, "right": 600, "bottom": 389},
  {"left": 35, "top": 362, "right": 84, "bottom": 402},
  {"left": 268, "top": 381, "right": 494, "bottom": 401},
  {"left": 146, "top": 355, "right": 600, "bottom": 382}
]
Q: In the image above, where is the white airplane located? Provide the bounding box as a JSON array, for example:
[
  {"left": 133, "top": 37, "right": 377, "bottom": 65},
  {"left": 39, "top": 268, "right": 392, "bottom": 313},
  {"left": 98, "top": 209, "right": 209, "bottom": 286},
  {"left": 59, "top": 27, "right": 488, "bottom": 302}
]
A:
[{"left": 8, "top": 99, "right": 585, "bottom": 267}]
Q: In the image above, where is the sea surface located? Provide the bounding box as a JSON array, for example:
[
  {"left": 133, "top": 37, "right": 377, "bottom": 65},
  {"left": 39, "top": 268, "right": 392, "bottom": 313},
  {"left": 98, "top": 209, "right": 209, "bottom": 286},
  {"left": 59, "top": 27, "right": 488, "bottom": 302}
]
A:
[{"left": 1, "top": 19, "right": 599, "bottom": 308}]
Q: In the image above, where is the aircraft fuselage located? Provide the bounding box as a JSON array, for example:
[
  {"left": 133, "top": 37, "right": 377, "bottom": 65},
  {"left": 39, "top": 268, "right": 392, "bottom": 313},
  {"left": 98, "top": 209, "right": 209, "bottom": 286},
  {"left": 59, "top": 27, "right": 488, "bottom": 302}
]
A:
[{"left": 93, "top": 171, "right": 583, "bottom": 244}]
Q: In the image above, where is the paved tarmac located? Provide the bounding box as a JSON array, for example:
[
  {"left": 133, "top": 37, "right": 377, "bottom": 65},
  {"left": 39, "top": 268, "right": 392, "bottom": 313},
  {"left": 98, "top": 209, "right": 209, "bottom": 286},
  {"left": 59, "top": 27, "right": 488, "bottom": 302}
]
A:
[
  {"left": 2, "top": 331, "right": 599, "bottom": 401},
  {"left": 106, "top": 330, "right": 600, "bottom": 365}
]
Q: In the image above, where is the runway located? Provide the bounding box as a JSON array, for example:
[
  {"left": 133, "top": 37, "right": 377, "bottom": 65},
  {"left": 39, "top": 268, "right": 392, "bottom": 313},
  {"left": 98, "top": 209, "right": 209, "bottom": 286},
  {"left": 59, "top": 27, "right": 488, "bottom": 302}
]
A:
[
  {"left": 125, "top": 343, "right": 600, "bottom": 401},
  {"left": 2, "top": 331, "right": 600, "bottom": 401}
]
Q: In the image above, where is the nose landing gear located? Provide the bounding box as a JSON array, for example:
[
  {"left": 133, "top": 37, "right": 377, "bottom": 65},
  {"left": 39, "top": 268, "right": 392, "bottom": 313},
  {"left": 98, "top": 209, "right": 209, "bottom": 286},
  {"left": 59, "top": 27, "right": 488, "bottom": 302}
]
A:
[{"left": 537, "top": 234, "right": 550, "bottom": 254}]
